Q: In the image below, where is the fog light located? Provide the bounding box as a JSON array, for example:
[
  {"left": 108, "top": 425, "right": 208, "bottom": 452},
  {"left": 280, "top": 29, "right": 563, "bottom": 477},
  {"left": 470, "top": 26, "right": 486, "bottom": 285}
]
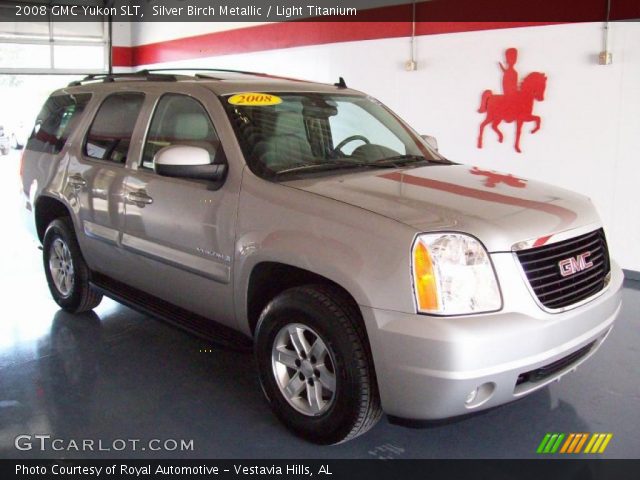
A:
[
  {"left": 464, "top": 382, "right": 496, "bottom": 409},
  {"left": 465, "top": 388, "right": 478, "bottom": 405}
]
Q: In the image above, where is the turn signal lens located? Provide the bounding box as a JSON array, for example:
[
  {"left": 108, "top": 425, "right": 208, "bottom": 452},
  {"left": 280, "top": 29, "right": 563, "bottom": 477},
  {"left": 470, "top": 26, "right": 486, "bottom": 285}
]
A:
[{"left": 413, "top": 241, "right": 440, "bottom": 311}]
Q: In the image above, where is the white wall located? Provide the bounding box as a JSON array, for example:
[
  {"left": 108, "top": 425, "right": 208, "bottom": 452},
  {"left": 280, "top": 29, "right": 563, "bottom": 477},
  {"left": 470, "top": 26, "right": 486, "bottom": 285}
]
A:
[
  {"left": 112, "top": 22, "right": 132, "bottom": 48},
  {"left": 131, "top": 22, "right": 268, "bottom": 45},
  {"left": 131, "top": 22, "right": 640, "bottom": 271}
]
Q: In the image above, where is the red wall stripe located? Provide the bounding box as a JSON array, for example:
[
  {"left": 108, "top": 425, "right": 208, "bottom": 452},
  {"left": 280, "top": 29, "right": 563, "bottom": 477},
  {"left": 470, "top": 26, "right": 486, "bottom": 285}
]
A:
[
  {"left": 111, "top": 0, "right": 640, "bottom": 68},
  {"left": 114, "top": 21, "right": 560, "bottom": 67},
  {"left": 379, "top": 171, "right": 578, "bottom": 231},
  {"left": 533, "top": 235, "right": 553, "bottom": 247},
  {"left": 112, "top": 46, "right": 134, "bottom": 67}
]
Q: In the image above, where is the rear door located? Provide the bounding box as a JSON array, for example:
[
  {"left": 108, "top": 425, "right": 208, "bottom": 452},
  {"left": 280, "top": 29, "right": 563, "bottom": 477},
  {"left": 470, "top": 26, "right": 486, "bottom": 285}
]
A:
[
  {"left": 66, "top": 91, "right": 146, "bottom": 279},
  {"left": 120, "top": 89, "right": 239, "bottom": 327}
]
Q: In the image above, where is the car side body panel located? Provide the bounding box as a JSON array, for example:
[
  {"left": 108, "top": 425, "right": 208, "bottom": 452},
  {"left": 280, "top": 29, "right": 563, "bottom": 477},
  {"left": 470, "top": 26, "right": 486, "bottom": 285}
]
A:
[{"left": 233, "top": 168, "right": 418, "bottom": 335}]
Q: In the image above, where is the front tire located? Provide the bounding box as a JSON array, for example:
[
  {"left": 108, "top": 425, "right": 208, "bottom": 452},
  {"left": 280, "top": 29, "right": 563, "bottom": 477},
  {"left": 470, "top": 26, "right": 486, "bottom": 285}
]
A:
[
  {"left": 255, "top": 285, "right": 381, "bottom": 444},
  {"left": 43, "top": 218, "right": 103, "bottom": 313}
]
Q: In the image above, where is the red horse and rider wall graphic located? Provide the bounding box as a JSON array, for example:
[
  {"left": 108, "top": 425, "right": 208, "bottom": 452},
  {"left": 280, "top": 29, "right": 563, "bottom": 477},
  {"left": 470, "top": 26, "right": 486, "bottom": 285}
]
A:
[{"left": 477, "top": 48, "right": 547, "bottom": 153}]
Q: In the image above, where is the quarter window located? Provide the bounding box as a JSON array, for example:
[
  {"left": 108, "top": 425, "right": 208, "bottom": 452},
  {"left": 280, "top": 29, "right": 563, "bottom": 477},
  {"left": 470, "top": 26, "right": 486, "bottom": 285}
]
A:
[
  {"left": 27, "top": 93, "right": 92, "bottom": 155},
  {"left": 84, "top": 92, "right": 144, "bottom": 163},
  {"left": 141, "top": 94, "right": 220, "bottom": 169}
]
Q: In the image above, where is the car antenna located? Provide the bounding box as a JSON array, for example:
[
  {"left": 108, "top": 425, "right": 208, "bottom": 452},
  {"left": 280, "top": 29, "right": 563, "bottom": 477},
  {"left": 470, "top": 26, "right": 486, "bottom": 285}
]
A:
[{"left": 334, "top": 77, "right": 347, "bottom": 88}]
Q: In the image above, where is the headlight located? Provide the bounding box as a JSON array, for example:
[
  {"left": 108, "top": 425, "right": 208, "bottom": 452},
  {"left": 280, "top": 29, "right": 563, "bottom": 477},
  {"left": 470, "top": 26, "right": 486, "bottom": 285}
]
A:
[{"left": 411, "top": 233, "right": 502, "bottom": 315}]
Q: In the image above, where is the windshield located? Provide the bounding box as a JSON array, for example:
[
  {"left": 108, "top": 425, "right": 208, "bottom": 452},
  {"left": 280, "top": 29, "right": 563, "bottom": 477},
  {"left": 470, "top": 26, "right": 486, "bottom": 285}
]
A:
[{"left": 223, "top": 92, "right": 447, "bottom": 179}]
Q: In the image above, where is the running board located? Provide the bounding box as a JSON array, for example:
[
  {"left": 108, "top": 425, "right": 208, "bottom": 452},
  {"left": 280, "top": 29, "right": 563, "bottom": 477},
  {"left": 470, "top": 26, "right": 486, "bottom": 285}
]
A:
[{"left": 91, "top": 273, "right": 253, "bottom": 352}]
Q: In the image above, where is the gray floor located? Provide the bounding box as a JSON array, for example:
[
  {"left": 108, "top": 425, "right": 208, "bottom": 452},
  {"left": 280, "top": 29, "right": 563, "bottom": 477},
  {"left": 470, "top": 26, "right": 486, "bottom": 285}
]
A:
[{"left": 1, "top": 151, "right": 638, "bottom": 459}]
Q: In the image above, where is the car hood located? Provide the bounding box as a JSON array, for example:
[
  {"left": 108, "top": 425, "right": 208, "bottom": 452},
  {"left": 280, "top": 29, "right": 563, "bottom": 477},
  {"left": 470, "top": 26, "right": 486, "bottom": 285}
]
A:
[{"left": 283, "top": 164, "right": 600, "bottom": 252}]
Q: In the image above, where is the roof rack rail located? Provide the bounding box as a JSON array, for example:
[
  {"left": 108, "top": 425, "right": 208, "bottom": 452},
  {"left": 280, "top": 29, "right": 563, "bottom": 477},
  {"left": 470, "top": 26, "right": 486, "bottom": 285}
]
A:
[
  {"left": 67, "top": 71, "right": 179, "bottom": 87},
  {"left": 140, "top": 67, "right": 264, "bottom": 76}
]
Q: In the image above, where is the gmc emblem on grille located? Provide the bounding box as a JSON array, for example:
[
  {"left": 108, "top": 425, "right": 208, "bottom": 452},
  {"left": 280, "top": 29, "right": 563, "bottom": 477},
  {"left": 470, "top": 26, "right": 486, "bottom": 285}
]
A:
[{"left": 558, "top": 251, "right": 594, "bottom": 277}]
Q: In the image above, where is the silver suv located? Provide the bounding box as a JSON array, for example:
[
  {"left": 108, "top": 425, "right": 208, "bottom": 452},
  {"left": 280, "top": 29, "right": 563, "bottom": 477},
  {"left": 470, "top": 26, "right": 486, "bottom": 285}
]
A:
[{"left": 20, "top": 71, "right": 623, "bottom": 444}]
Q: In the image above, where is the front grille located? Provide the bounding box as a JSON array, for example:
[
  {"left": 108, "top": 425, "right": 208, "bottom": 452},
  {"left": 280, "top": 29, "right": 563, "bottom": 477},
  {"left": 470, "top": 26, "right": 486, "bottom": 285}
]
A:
[
  {"left": 515, "top": 228, "right": 610, "bottom": 310},
  {"left": 516, "top": 341, "right": 595, "bottom": 386}
]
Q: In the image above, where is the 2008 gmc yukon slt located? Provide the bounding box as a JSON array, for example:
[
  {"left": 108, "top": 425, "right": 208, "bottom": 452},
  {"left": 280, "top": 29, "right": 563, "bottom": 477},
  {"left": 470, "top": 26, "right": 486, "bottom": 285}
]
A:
[{"left": 20, "top": 71, "right": 623, "bottom": 444}]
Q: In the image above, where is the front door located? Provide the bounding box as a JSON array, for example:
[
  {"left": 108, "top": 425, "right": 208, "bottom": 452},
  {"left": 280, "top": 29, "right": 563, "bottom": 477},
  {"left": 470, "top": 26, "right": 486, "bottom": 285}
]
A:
[{"left": 120, "top": 92, "right": 238, "bottom": 326}]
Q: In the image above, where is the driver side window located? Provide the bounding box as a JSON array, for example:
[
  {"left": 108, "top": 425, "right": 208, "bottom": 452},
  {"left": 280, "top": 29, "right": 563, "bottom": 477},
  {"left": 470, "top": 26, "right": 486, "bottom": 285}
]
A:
[
  {"left": 329, "top": 102, "right": 405, "bottom": 155},
  {"left": 141, "top": 94, "right": 220, "bottom": 170}
]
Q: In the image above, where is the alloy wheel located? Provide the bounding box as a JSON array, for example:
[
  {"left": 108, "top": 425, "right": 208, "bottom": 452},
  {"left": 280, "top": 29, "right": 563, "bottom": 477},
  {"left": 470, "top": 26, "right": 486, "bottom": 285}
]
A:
[
  {"left": 271, "top": 323, "right": 337, "bottom": 416},
  {"left": 49, "top": 238, "right": 74, "bottom": 297}
]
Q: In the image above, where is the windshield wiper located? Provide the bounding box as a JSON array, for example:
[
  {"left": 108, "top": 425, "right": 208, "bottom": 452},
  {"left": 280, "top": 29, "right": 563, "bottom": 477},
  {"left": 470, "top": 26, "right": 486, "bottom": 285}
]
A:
[
  {"left": 371, "top": 154, "right": 435, "bottom": 166},
  {"left": 275, "top": 160, "right": 397, "bottom": 175},
  {"left": 274, "top": 154, "right": 444, "bottom": 176}
]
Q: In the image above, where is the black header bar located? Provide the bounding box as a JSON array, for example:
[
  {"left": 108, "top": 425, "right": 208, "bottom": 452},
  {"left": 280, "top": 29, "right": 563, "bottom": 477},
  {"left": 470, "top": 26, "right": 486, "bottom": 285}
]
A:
[{"left": 1, "top": 0, "right": 639, "bottom": 23}]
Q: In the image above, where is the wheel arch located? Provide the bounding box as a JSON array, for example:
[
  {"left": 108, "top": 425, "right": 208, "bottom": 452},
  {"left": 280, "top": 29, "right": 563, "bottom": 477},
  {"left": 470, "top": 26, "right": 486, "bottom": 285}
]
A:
[
  {"left": 245, "top": 261, "right": 365, "bottom": 338},
  {"left": 34, "top": 195, "right": 74, "bottom": 243}
]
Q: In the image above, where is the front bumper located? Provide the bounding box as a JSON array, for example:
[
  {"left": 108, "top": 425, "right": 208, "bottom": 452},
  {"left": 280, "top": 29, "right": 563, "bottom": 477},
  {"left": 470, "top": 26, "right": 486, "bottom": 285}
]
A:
[{"left": 361, "top": 255, "right": 624, "bottom": 420}]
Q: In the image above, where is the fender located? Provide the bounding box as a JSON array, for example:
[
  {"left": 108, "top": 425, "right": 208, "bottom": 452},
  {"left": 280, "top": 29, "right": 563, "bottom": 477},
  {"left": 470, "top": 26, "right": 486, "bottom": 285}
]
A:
[{"left": 232, "top": 172, "right": 418, "bottom": 335}]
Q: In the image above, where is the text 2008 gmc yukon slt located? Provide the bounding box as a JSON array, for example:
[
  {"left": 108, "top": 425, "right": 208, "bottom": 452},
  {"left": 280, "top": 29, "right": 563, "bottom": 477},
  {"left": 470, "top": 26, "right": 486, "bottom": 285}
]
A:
[{"left": 20, "top": 71, "right": 623, "bottom": 444}]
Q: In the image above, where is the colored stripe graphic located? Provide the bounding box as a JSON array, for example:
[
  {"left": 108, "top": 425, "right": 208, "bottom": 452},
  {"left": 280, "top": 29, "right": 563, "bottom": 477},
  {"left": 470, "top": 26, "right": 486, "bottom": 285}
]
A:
[
  {"left": 538, "top": 433, "right": 613, "bottom": 454},
  {"left": 567, "top": 433, "right": 583, "bottom": 453},
  {"left": 544, "top": 434, "right": 558, "bottom": 453},
  {"left": 598, "top": 434, "right": 613, "bottom": 453},
  {"left": 536, "top": 433, "right": 552, "bottom": 454},
  {"left": 585, "top": 434, "right": 600, "bottom": 453},
  {"left": 585, "top": 433, "right": 614, "bottom": 453},
  {"left": 537, "top": 433, "right": 565, "bottom": 454},
  {"left": 559, "top": 433, "right": 575, "bottom": 453},
  {"left": 550, "top": 434, "right": 565, "bottom": 453},
  {"left": 573, "top": 433, "right": 589, "bottom": 453}
]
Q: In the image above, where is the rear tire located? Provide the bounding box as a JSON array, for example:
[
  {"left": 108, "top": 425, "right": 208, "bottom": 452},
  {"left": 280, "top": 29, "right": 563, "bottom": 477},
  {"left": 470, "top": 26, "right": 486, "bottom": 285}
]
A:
[
  {"left": 255, "top": 285, "right": 381, "bottom": 444},
  {"left": 43, "top": 218, "right": 103, "bottom": 313}
]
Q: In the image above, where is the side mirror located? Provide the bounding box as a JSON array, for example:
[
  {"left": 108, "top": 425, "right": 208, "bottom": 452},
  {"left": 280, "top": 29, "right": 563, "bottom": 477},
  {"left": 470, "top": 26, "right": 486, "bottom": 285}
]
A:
[
  {"left": 153, "top": 145, "right": 227, "bottom": 181},
  {"left": 421, "top": 134, "right": 438, "bottom": 152}
]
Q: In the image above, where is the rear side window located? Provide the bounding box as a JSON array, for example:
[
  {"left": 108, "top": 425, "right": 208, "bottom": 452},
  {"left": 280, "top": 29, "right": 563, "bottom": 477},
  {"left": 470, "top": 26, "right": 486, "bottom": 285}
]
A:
[
  {"left": 27, "top": 93, "right": 92, "bottom": 155},
  {"left": 84, "top": 92, "right": 145, "bottom": 164}
]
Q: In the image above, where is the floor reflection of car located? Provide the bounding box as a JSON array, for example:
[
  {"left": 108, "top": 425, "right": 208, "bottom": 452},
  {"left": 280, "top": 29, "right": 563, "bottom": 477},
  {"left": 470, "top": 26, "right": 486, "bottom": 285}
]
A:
[
  {"left": 0, "top": 310, "right": 101, "bottom": 456},
  {"left": 0, "top": 126, "right": 10, "bottom": 155},
  {"left": 38, "top": 311, "right": 101, "bottom": 437}
]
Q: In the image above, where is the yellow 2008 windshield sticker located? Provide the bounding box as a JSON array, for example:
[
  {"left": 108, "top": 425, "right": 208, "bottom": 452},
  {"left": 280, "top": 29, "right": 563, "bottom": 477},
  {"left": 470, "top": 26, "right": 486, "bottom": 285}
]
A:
[{"left": 228, "top": 93, "right": 282, "bottom": 106}]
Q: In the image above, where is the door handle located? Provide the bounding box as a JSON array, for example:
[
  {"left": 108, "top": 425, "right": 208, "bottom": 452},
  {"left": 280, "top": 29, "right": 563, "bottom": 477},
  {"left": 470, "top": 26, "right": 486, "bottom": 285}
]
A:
[
  {"left": 125, "top": 189, "right": 154, "bottom": 206},
  {"left": 68, "top": 174, "right": 87, "bottom": 189}
]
